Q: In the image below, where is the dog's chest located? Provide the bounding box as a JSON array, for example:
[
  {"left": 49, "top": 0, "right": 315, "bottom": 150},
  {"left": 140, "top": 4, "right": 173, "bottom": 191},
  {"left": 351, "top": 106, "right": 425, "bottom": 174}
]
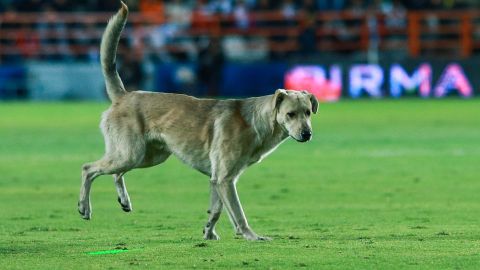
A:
[{"left": 248, "top": 137, "right": 286, "bottom": 165}]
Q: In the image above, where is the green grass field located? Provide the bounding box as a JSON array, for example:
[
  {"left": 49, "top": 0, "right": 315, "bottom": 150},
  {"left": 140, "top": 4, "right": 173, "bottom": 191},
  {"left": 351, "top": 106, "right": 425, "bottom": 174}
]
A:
[{"left": 1, "top": 99, "right": 480, "bottom": 269}]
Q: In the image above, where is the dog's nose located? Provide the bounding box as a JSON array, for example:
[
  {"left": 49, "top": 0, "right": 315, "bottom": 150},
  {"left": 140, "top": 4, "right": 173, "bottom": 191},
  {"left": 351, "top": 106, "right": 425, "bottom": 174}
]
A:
[{"left": 301, "top": 130, "right": 312, "bottom": 141}]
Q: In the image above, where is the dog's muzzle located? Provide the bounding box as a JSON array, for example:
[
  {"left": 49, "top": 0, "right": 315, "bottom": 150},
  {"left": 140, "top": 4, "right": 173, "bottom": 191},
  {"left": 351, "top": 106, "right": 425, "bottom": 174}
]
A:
[
  {"left": 301, "top": 130, "right": 312, "bottom": 141},
  {"left": 293, "top": 130, "right": 312, "bottom": 143}
]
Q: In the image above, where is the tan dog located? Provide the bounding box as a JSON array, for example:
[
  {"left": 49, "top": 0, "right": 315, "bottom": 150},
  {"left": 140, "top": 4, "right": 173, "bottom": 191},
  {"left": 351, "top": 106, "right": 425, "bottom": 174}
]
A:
[{"left": 78, "top": 2, "right": 318, "bottom": 241}]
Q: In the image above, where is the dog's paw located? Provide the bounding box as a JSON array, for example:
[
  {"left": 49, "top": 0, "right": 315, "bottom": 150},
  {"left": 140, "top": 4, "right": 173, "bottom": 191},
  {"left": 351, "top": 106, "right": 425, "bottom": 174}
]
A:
[
  {"left": 241, "top": 230, "right": 271, "bottom": 241},
  {"left": 203, "top": 229, "right": 220, "bottom": 240},
  {"left": 117, "top": 197, "right": 132, "bottom": 212},
  {"left": 255, "top": 235, "right": 272, "bottom": 241},
  {"left": 235, "top": 227, "right": 243, "bottom": 235},
  {"left": 78, "top": 201, "right": 91, "bottom": 220}
]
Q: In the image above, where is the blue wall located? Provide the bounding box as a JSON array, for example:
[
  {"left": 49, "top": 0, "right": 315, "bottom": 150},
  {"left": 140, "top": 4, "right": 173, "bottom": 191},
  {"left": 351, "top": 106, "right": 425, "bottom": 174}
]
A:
[
  {"left": 221, "top": 62, "right": 289, "bottom": 96},
  {"left": 154, "top": 62, "right": 288, "bottom": 97},
  {"left": 0, "top": 66, "right": 26, "bottom": 99}
]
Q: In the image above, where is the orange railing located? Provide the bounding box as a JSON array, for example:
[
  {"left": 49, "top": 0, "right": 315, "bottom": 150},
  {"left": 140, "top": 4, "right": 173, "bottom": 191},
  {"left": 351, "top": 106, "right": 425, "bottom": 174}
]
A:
[{"left": 0, "top": 10, "right": 479, "bottom": 60}]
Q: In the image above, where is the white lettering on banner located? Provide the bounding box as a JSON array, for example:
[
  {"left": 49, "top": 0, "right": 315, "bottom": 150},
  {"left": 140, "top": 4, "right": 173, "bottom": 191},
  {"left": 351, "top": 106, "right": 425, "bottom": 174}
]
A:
[
  {"left": 349, "top": 65, "right": 384, "bottom": 98},
  {"left": 434, "top": 64, "right": 473, "bottom": 98},
  {"left": 390, "top": 64, "right": 431, "bottom": 98},
  {"left": 285, "top": 63, "right": 474, "bottom": 101}
]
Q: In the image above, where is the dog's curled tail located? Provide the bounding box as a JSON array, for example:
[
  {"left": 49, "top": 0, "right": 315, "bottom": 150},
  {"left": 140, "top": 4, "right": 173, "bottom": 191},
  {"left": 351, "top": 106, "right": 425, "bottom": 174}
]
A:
[{"left": 100, "top": 1, "right": 128, "bottom": 102}]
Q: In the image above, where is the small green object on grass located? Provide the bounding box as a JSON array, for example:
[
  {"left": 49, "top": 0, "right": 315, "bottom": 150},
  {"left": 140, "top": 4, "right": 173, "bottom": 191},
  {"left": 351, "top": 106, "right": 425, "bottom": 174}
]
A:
[{"left": 87, "top": 249, "right": 129, "bottom": 255}]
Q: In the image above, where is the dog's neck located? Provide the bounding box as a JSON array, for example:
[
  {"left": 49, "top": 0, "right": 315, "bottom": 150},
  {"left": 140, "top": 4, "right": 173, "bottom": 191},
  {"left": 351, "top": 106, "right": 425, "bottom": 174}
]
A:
[{"left": 241, "top": 95, "right": 289, "bottom": 145}]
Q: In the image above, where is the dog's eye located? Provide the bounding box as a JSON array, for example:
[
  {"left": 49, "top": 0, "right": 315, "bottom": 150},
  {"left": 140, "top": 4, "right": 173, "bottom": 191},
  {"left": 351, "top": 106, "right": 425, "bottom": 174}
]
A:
[
  {"left": 306, "top": 110, "right": 311, "bottom": 116},
  {"left": 287, "top": 112, "right": 296, "bottom": 118}
]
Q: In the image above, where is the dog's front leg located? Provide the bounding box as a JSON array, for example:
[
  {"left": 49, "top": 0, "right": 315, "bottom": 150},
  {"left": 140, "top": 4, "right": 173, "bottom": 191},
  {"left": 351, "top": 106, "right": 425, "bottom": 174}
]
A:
[
  {"left": 203, "top": 182, "right": 222, "bottom": 240},
  {"left": 214, "top": 180, "right": 270, "bottom": 241}
]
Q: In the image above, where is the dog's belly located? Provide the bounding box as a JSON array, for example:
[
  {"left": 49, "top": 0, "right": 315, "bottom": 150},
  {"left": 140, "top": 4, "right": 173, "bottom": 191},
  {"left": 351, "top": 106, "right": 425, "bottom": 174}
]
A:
[
  {"left": 157, "top": 136, "right": 212, "bottom": 176},
  {"left": 171, "top": 149, "right": 212, "bottom": 176}
]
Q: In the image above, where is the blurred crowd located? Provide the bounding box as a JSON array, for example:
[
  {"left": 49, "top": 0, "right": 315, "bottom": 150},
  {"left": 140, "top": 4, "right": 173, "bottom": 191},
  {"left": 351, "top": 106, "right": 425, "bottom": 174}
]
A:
[
  {"left": 1, "top": 0, "right": 478, "bottom": 93},
  {"left": 2, "top": 0, "right": 476, "bottom": 64},
  {"left": 0, "top": 0, "right": 478, "bottom": 12}
]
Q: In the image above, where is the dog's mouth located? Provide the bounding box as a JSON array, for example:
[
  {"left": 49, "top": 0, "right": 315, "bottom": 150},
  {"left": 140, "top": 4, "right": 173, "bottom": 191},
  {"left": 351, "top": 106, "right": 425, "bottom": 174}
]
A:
[{"left": 291, "top": 136, "right": 311, "bottom": 143}]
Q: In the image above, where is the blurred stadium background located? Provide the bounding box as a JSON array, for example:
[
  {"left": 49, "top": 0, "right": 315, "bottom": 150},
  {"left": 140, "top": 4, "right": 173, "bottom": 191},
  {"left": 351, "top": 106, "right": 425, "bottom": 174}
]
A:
[
  {"left": 1, "top": 0, "right": 479, "bottom": 101},
  {"left": 2, "top": 2, "right": 480, "bottom": 268}
]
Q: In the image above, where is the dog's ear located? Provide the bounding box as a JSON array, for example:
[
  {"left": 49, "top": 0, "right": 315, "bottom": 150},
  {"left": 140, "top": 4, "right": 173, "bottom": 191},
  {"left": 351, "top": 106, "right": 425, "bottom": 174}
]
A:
[
  {"left": 302, "top": 90, "right": 318, "bottom": 114},
  {"left": 273, "top": 89, "right": 288, "bottom": 111}
]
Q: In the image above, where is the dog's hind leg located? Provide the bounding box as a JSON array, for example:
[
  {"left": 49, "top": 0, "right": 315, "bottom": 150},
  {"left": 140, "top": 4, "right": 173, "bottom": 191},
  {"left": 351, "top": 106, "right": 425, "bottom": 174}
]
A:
[
  {"left": 203, "top": 182, "right": 223, "bottom": 240},
  {"left": 114, "top": 173, "right": 132, "bottom": 212},
  {"left": 113, "top": 148, "right": 171, "bottom": 213},
  {"left": 78, "top": 135, "right": 146, "bottom": 220},
  {"left": 79, "top": 156, "right": 139, "bottom": 220},
  {"left": 78, "top": 162, "right": 101, "bottom": 220},
  {"left": 79, "top": 158, "right": 141, "bottom": 219}
]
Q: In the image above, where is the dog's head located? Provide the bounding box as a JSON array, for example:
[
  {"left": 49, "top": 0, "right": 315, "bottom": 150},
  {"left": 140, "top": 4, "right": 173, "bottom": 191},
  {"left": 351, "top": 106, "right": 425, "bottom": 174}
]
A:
[{"left": 273, "top": 89, "right": 318, "bottom": 142}]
